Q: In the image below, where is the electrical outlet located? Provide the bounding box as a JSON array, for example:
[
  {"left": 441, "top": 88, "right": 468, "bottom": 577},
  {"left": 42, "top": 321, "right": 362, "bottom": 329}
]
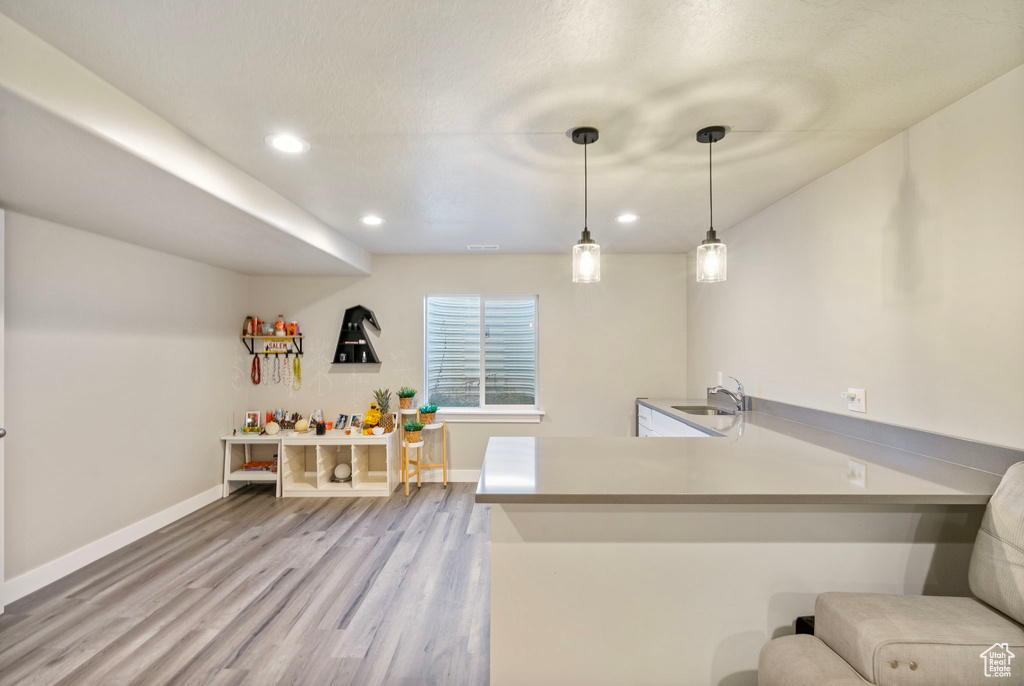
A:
[
  {"left": 847, "top": 459, "right": 867, "bottom": 487},
  {"left": 841, "top": 388, "right": 866, "bottom": 413}
]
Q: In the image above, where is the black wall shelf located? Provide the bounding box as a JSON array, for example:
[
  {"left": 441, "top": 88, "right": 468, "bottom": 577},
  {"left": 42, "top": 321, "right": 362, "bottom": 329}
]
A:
[{"left": 334, "top": 305, "right": 381, "bottom": 364}]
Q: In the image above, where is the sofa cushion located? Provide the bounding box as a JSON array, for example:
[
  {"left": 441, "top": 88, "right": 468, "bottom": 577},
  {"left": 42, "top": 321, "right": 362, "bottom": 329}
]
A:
[
  {"left": 758, "top": 634, "right": 870, "bottom": 686},
  {"left": 970, "top": 461, "right": 1024, "bottom": 625},
  {"left": 815, "top": 592, "right": 1024, "bottom": 686}
]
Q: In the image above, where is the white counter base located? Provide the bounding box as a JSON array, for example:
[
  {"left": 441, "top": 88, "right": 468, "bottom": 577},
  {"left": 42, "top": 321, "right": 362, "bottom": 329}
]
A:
[{"left": 490, "top": 502, "right": 982, "bottom": 686}]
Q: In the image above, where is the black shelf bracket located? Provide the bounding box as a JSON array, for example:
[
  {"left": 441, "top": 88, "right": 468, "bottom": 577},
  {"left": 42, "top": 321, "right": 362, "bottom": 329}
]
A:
[{"left": 240, "top": 336, "right": 303, "bottom": 357}]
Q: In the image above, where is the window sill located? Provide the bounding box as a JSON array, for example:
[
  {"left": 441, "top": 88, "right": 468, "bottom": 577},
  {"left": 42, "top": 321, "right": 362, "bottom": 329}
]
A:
[{"left": 437, "top": 408, "right": 545, "bottom": 424}]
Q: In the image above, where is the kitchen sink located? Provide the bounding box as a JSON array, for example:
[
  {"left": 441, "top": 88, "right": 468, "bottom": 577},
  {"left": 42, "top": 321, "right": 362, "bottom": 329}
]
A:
[{"left": 671, "top": 405, "right": 735, "bottom": 416}]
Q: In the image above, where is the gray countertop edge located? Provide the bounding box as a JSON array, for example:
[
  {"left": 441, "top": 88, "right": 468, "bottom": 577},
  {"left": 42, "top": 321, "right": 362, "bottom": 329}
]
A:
[
  {"left": 474, "top": 400, "right": 1005, "bottom": 506},
  {"left": 475, "top": 492, "right": 992, "bottom": 505}
]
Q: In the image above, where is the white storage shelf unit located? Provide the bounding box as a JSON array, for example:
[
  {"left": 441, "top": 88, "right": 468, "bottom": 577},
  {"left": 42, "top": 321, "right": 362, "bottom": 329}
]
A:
[
  {"left": 222, "top": 433, "right": 283, "bottom": 497},
  {"left": 280, "top": 430, "right": 400, "bottom": 498},
  {"left": 221, "top": 429, "right": 401, "bottom": 499}
]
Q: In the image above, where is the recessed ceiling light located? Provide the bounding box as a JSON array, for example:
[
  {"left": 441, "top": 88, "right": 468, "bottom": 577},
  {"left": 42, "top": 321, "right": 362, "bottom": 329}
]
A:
[
  {"left": 361, "top": 215, "right": 384, "bottom": 226},
  {"left": 616, "top": 213, "right": 639, "bottom": 223},
  {"left": 265, "top": 133, "right": 310, "bottom": 153}
]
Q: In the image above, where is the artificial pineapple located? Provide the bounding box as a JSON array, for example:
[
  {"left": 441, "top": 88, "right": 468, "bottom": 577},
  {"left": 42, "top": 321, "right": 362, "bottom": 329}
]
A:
[{"left": 374, "top": 388, "right": 395, "bottom": 432}]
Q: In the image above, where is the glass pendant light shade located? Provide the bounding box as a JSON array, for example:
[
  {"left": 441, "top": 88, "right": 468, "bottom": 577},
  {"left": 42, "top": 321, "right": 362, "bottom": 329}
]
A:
[
  {"left": 696, "top": 237, "right": 726, "bottom": 283},
  {"left": 572, "top": 237, "right": 601, "bottom": 283}
]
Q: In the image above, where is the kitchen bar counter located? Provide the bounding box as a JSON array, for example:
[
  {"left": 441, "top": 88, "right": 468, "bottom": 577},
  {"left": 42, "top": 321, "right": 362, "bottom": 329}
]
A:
[
  {"left": 475, "top": 398, "right": 1003, "bottom": 505},
  {"left": 482, "top": 398, "right": 1015, "bottom": 685}
]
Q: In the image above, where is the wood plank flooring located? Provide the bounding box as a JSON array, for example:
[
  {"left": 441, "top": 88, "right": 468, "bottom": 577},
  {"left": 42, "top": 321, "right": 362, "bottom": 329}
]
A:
[{"left": 0, "top": 483, "right": 490, "bottom": 686}]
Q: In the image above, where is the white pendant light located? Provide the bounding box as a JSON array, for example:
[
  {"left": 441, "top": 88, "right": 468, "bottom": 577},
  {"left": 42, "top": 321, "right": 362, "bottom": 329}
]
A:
[
  {"left": 696, "top": 126, "right": 727, "bottom": 283},
  {"left": 571, "top": 127, "right": 601, "bottom": 283}
]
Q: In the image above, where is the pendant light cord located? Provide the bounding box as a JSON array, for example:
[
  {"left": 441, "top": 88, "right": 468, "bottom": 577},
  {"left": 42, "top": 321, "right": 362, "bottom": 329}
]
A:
[
  {"left": 584, "top": 141, "right": 589, "bottom": 230},
  {"left": 708, "top": 138, "right": 714, "bottom": 230}
]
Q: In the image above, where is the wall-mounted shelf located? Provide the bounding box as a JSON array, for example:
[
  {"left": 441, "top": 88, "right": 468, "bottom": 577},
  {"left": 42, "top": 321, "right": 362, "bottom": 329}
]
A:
[
  {"left": 240, "top": 335, "right": 304, "bottom": 356},
  {"left": 333, "top": 346, "right": 379, "bottom": 364},
  {"left": 333, "top": 304, "right": 381, "bottom": 364},
  {"left": 329, "top": 362, "right": 382, "bottom": 373}
]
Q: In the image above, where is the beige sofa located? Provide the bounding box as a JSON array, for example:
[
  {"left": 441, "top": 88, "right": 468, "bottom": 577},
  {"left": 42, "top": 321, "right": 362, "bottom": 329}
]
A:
[{"left": 759, "top": 462, "right": 1024, "bottom": 685}]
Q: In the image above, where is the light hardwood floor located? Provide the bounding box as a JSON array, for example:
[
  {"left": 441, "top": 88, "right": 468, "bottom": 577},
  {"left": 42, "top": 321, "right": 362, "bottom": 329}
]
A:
[{"left": 0, "top": 483, "right": 490, "bottom": 686}]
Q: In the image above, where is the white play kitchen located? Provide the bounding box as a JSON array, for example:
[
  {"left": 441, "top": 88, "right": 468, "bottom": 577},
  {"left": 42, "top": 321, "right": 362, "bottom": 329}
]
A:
[{"left": 223, "top": 310, "right": 448, "bottom": 498}]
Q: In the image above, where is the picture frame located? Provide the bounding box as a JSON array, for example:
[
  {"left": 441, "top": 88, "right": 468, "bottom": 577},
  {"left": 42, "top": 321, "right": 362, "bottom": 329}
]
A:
[
  {"left": 335, "top": 414, "right": 349, "bottom": 430},
  {"left": 245, "top": 411, "right": 262, "bottom": 428},
  {"left": 350, "top": 414, "right": 363, "bottom": 429}
]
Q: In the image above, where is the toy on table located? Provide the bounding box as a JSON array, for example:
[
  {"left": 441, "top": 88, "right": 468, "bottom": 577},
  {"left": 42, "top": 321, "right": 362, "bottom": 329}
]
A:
[
  {"left": 276, "top": 412, "right": 301, "bottom": 430},
  {"left": 362, "top": 402, "right": 382, "bottom": 435},
  {"left": 241, "top": 461, "right": 277, "bottom": 473}
]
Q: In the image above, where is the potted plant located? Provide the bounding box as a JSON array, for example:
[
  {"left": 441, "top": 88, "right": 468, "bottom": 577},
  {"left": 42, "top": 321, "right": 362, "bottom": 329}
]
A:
[
  {"left": 374, "top": 389, "right": 394, "bottom": 432},
  {"left": 397, "top": 387, "right": 417, "bottom": 410},
  {"left": 404, "top": 421, "right": 424, "bottom": 443},
  {"left": 418, "top": 403, "right": 439, "bottom": 425}
]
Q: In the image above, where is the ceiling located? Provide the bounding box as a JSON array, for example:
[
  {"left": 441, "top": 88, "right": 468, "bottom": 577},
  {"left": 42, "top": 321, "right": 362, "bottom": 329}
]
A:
[
  {"left": 0, "top": 90, "right": 363, "bottom": 275},
  {"left": 1, "top": 0, "right": 1022, "bottom": 258}
]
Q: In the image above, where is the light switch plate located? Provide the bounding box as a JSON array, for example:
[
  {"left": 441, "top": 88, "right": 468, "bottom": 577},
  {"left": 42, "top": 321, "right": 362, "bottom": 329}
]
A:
[
  {"left": 847, "top": 459, "right": 867, "bottom": 487},
  {"left": 845, "top": 388, "right": 866, "bottom": 413}
]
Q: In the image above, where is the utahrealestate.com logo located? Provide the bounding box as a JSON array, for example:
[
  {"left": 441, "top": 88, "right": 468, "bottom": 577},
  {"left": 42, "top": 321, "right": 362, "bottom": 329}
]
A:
[{"left": 980, "top": 643, "right": 1015, "bottom": 678}]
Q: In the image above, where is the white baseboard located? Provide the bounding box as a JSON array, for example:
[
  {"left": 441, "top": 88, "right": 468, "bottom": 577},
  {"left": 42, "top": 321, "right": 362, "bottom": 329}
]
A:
[
  {"left": 416, "top": 469, "right": 480, "bottom": 483},
  {"left": 3, "top": 484, "right": 222, "bottom": 605}
]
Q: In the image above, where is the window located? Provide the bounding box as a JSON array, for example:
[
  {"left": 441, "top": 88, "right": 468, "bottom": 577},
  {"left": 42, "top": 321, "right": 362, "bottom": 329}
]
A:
[{"left": 425, "top": 295, "right": 538, "bottom": 411}]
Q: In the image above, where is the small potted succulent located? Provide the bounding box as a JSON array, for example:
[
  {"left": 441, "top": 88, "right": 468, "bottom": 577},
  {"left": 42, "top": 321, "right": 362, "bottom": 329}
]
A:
[
  {"left": 404, "top": 420, "right": 424, "bottom": 443},
  {"left": 397, "top": 387, "right": 417, "bottom": 410},
  {"left": 418, "top": 403, "right": 438, "bottom": 425}
]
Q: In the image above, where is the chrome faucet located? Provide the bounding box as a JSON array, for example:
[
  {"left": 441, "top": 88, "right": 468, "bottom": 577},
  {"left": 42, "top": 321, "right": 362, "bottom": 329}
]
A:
[{"left": 707, "top": 376, "right": 745, "bottom": 411}]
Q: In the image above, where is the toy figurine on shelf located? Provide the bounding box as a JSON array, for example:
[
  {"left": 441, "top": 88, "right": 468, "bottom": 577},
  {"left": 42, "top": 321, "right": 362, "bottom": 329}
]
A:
[
  {"left": 241, "top": 461, "right": 277, "bottom": 472},
  {"left": 363, "top": 402, "right": 381, "bottom": 435},
  {"left": 279, "top": 412, "right": 301, "bottom": 430}
]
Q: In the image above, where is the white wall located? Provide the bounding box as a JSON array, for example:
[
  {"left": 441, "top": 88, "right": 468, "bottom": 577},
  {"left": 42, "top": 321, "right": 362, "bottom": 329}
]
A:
[
  {"left": 4, "top": 212, "right": 248, "bottom": 582},
  {"left": 688, "top": 63, "right": 1024, "bottom": 449},
  {"left": 247, "top": 253, "right": 687, "bottom": 472}
]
